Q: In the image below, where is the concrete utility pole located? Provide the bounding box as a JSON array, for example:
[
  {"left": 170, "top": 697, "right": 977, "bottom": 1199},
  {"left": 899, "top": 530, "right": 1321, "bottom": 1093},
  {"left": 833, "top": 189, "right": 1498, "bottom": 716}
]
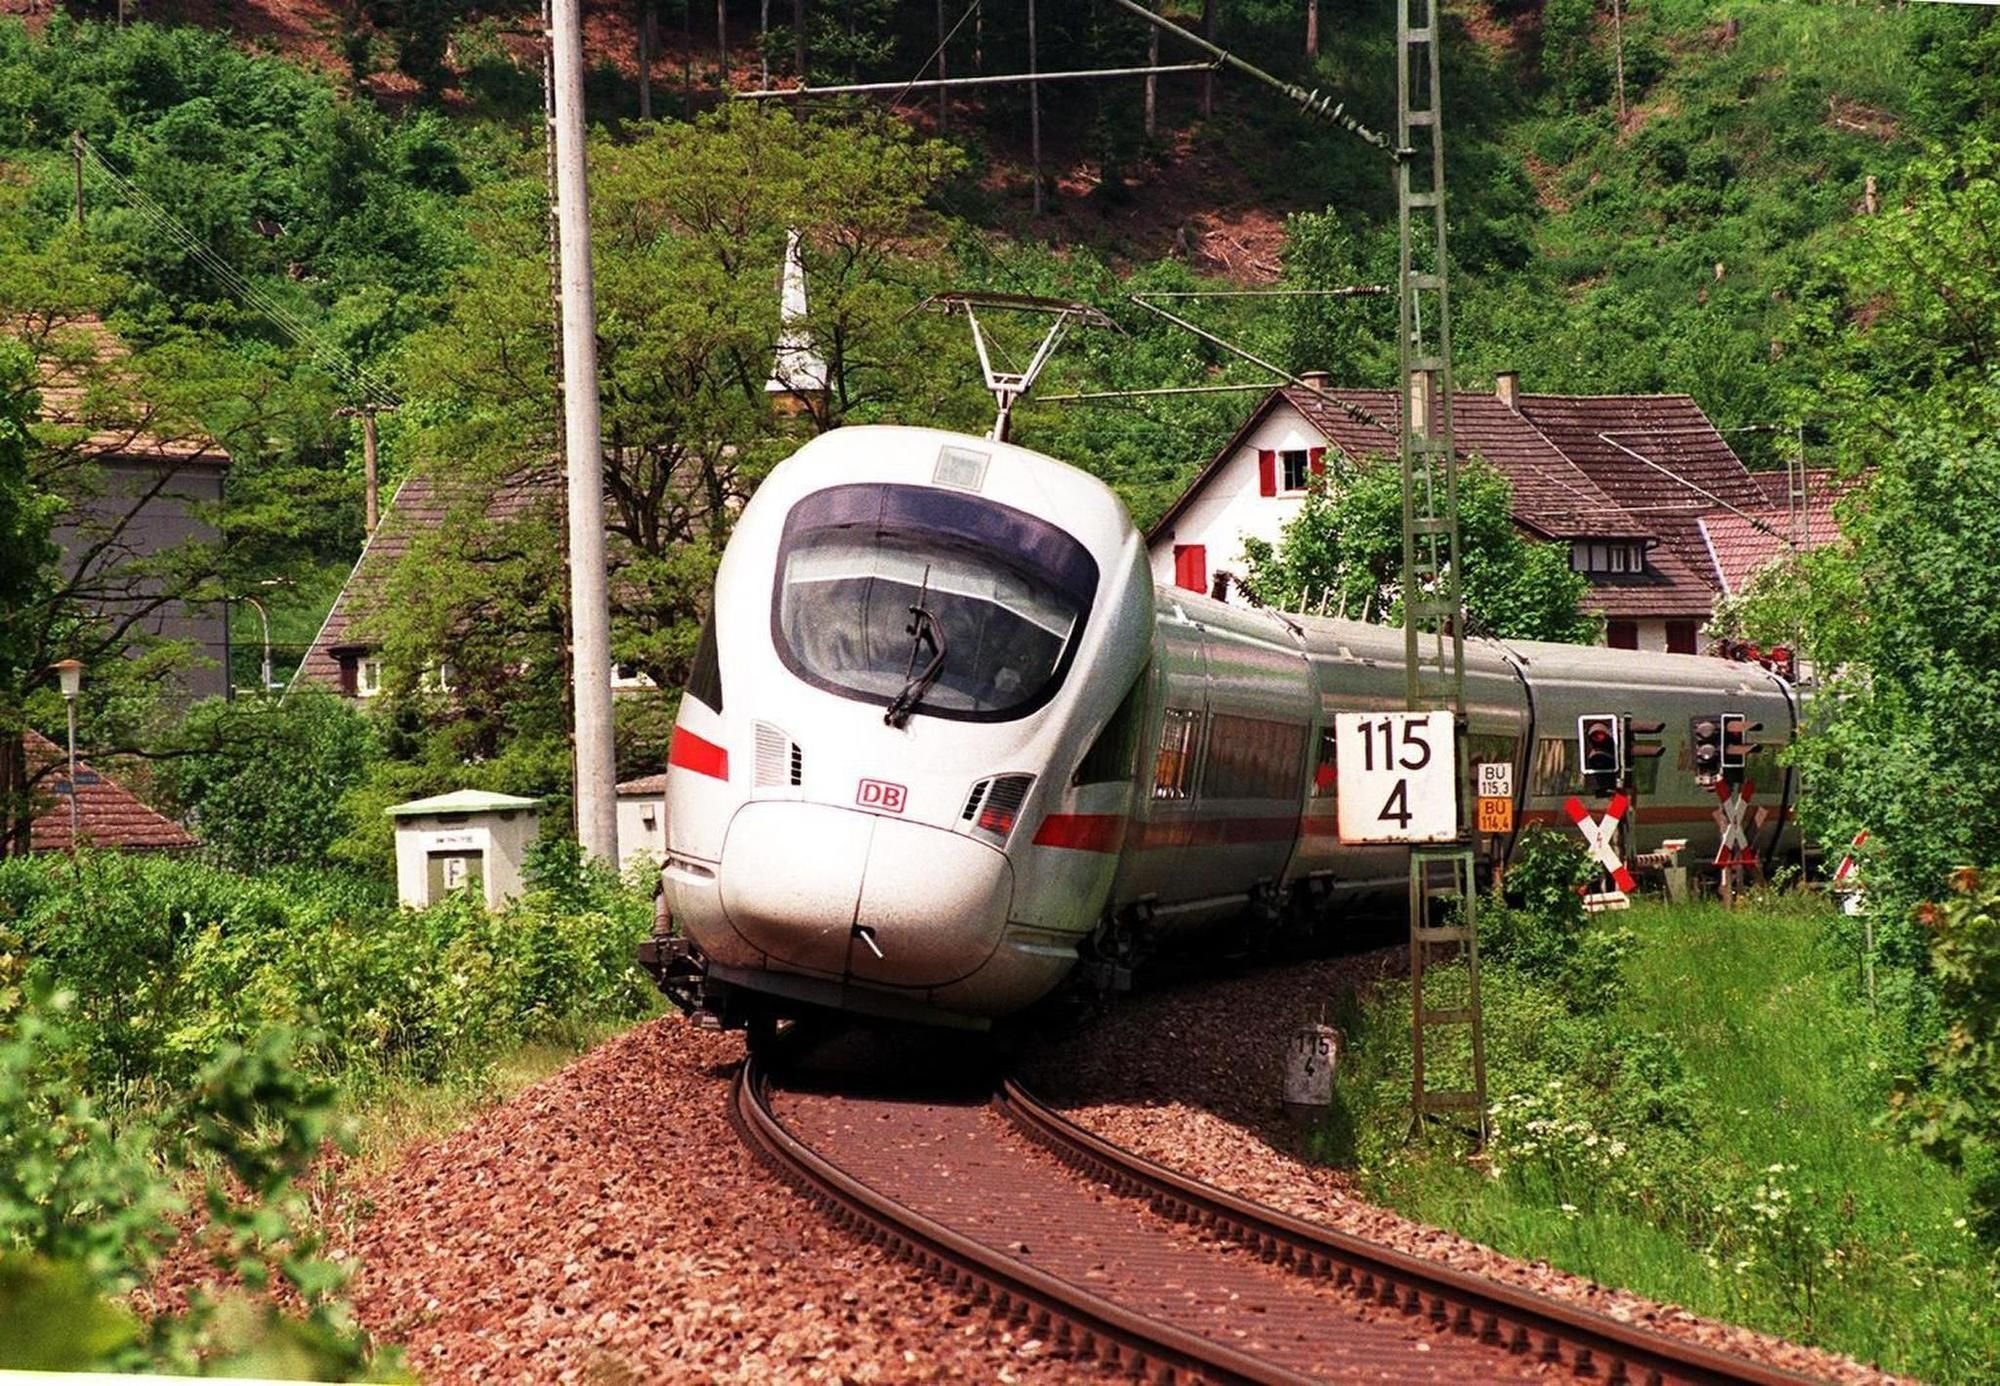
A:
[
  {"left": 549, "top": 0, "right": 620, "bottom": 866},
  {"left": 1029, "top": 0, "right": 1042, "bottom": 215}
]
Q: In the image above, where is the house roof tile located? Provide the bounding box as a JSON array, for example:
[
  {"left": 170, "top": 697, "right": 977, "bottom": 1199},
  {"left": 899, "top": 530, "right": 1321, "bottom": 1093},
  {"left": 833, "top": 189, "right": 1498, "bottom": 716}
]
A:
[
  {"left": 293, "top": 466, "right": 561, "bottom": 692},
  {"left": 24, "top": 730, "right": 198, "bottom": 853},
  {"left": 1698, "top": 506, "right": 1843, "bottom": 597},
  {"left": 1285, "top": 387, "right": 1652, "bottom": 541}
]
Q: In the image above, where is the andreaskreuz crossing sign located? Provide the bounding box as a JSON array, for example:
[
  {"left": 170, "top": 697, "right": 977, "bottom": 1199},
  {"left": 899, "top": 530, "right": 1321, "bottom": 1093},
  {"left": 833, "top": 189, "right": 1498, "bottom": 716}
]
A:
[{"left": 1334, "top": 710, "right": 1457, "bottom": 844}]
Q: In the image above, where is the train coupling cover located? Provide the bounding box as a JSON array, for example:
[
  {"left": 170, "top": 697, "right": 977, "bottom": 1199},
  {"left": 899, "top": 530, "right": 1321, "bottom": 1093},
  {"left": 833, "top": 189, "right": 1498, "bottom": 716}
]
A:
[{"left": 637, "top": 933, "right": 708, "bottom": 1018}]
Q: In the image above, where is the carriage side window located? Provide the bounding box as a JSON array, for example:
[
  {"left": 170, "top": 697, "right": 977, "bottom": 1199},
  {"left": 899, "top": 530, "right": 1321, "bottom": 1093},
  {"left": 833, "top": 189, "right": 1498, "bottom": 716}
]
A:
[
  {"left": 1467, "top": 732, "right": 1519, "bottom": 792},
  {"left": 1153, "top": 707, "right": 1202, "bottom": 800},
  {"left": 1530, "top": 737, "right": 1575, "bottom": 798},
  {"left": 1309, "top": 729, "right": 1337, "bottom": 798},
  {"left": 686, "top": 612, "right": 723, "bottom": 713},
  {"left": 1075, "top": 676, "right": 1147, "bottom": 786},
  {"left": 1205, "top": 715, "right": 1309, "bottom": 800}
]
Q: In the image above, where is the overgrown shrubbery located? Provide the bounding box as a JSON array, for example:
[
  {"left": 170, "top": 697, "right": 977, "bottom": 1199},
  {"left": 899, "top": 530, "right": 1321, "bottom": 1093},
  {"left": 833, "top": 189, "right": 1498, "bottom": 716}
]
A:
[
  {"left": 1894, "top": 867, "right": 2000, "bottom": 1241},
  {"left": 0, "top": 847, "right": 658, "bottom": 1093},
  {"left": 0, "top": 846, "right": 659, "bottom": 1372},
  {"left": 0, "top": 968, "right": 397, "bottom": 1376}
]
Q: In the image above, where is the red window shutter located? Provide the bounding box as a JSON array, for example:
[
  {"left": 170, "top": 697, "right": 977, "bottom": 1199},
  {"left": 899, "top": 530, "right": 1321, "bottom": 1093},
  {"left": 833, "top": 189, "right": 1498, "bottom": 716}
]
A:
[
  {"left": 1173, "top": 544, "right": 1207, "bottom": 594},
  {"left": 1257, "top": 449, "right": 1277, "bottom": 497},
  {"left": 1308, "top": 446, "right": 1326, "bottom": 477},
  {"left": 1607, "top": 620, "right": 1639, "bottom": 650}
]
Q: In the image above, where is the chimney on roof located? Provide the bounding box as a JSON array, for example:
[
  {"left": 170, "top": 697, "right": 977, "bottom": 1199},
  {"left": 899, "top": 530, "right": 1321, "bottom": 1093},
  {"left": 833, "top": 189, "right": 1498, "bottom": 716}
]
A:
[
  {"left": 1298, "top": 369, "right": 1332, "bottom": 391},
  {"left": 1495, "top": 370, "right": 1519, "bottom": 410}
]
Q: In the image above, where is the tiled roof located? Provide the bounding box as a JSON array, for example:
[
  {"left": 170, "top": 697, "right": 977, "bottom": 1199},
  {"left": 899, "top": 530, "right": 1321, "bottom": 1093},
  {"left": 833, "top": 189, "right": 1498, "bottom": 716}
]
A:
[
  {"left": 1698, "top": 506, "right": 1844, "bottom": 596},
  {"left": 617, "top": 774, "right": 667, "bottom": 796},
  {"left": 24, "top": 730, "right": 198, "bottom": 853},
  {"left": 294, "top": 466, "right": 561, "bottom": 692},
  {"left": 22, "top": 313, "right": 228, "bottom": 466},
  {"left": 1280, "top": 387, "right": 1652, "bottom": 541},
  {"left": 1749, "top": 467, "right": 1860, "bottom": 508},
  {"left": 1513, "top": 394, "right": 1762, "bottom": 582}
]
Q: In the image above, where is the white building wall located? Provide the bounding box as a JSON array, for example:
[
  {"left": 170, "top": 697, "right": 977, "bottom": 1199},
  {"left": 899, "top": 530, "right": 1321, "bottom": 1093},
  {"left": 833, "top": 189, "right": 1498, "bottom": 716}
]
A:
[
  {"left": 1146, "top": 403, "right": 1330, "bottom": 590},
  {"left": 616, "top": 792, "right": 666, "bottom": 876}
]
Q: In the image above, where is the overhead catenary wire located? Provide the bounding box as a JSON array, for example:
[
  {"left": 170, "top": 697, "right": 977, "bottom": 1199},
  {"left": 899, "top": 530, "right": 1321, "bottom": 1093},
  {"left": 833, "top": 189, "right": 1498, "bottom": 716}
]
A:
[{"left": 73, "top": 136, "right": 402, "bottom": 412}]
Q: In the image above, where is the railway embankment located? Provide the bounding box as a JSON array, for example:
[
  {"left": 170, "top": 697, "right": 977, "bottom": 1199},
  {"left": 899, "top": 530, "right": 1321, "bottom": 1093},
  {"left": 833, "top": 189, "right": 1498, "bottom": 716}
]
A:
[{"left": 1026, "top": 891, "right": 1989, "bottom": 1385}]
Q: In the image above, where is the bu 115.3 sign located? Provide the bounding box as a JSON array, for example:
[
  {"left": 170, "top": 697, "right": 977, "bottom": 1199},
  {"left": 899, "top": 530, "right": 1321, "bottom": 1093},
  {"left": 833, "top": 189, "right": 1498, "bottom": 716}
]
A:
[{"left": 1333, "top": 710, "right": 1458, "bottom": 844}]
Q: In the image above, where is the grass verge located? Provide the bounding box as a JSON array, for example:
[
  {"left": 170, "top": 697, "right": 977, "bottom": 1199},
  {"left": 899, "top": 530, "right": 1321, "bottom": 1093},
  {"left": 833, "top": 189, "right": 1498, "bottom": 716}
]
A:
[{"left": 1318, "top": 893, "right": 2000, "bottom": 1384}]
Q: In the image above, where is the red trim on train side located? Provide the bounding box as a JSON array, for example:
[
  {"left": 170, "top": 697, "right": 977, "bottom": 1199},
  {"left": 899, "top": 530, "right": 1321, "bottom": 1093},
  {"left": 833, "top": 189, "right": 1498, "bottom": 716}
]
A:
[
  {"left": 668, "top": 726, "right": 730, "bottom": 780},
  {"left": 1300, "top": 814, "right": 1342, "bottom": 838},
  {"left": 1129, "top": 816, "right": 1300, "bottom": 850},
  {"left": 1031, "top": 813, "right": 1129, "bottom": 853},
  {"left": 1520, "top": 804, "right": 1794, "bottom": 829}
]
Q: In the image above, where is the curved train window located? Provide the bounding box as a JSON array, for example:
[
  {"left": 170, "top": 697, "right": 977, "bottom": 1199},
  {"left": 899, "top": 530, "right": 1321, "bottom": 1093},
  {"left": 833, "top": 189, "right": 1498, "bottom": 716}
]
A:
[
  {"left": 772, "top": 483, "right": 1098, "bottom": 723},
  {"left": 1205, "top": 715, "right": 1309, "bottom": 800},
  {"left": 686, "top": 612, "right": 723, "bottom": 713},
  {"left": 1153, "top": 707, "right": 1202, "bottom": 799},
  {"left": 1075, "top": 674, "right": 1147, "bottom": 785},
  {"left": 1530, "top": 737, "right": 1574, "bottom": 798}
]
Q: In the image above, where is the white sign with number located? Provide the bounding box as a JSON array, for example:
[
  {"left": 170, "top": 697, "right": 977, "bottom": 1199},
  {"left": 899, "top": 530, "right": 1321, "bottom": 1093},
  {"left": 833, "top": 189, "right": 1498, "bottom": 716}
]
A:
[
  {"left": 1476, "top": 761, "right": 1512, "bottom": 800},
  {"left": 1334, "top": 710, "right": 1458, "bottom": 844}
]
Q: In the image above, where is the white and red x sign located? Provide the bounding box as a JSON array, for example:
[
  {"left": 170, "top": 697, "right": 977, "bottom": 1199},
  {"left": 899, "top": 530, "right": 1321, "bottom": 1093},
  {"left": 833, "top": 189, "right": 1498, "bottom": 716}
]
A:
[
  {"left": 1712, "top": 781, "right": 1758, "bottom": 868},
  {"left": 1831, "top": 829, "right": 1868, "bottom": 891},
  {"left": 1565, "top": 793, "right": 1636, "bottom": 893}
]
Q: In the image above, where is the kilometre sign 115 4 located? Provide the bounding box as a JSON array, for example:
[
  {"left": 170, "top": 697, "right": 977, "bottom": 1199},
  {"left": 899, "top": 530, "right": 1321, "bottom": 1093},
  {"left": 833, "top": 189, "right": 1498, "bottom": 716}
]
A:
[{"left": 1334, "top": 710, "right": 1458, "bottom": 844}]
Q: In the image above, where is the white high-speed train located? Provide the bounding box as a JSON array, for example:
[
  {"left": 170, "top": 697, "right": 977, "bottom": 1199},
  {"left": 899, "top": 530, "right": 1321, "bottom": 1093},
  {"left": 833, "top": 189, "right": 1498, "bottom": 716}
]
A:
[{"left": 641, "top": 426, "right": 1799, "bottom": 1032}]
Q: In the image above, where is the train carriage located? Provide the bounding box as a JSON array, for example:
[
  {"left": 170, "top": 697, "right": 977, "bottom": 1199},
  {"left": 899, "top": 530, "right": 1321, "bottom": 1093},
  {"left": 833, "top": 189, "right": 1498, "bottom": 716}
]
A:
[{"left": 647, "top": 424, "right": 1801, "bottom": 1034}]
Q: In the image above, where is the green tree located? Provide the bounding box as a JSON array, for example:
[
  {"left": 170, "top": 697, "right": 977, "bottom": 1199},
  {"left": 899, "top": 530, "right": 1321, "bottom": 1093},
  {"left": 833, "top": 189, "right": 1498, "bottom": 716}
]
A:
[
  {"left": 384, "top": 106, "right": 970, "bottom": 724},
  {"left": 156, "top": 691, "right": 380, "bottom": 872},
  {"left": 1240, "top": 455, "right": 1598, "bottom": 643}
]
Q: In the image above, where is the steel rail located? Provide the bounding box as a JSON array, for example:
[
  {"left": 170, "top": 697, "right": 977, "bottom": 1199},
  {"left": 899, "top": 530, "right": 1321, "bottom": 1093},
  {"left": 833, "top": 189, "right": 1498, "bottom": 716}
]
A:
[
  {"left": 998, "top": 1078, "right": 1824, "bottom": 1386},
  {"left": 731, "top": 1058, "right": 1313, "bottom": 1385}
]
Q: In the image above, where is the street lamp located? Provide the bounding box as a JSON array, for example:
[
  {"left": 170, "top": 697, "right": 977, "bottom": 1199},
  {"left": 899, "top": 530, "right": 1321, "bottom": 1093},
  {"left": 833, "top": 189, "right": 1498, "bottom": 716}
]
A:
[
  {"left": 234, "top": 579, "right": 289, "bottom": 695},
  {"left": 51, "top": 659, "right": 83, "bottom": 845}
]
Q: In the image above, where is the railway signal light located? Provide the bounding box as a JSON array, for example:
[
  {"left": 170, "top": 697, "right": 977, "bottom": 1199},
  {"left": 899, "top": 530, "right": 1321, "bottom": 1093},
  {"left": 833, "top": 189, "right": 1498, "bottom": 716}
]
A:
[
  {"left": 1691, "top": 714, "right": 1723, "bottom": 783},
  {"left": 1720, "top": 712, "right": 1751, "bottom": 779},
  {"left": 1578, "top": 714, "right": 1623, "bottom": 786}
]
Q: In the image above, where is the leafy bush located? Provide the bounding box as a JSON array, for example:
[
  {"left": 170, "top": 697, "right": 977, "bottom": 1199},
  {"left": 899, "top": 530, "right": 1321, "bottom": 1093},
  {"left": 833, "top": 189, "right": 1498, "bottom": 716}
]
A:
[
  {"left": 0, "top": 972, "right": 396, "bottom": 1376},
  {"left": 159, "top": 691, "right": 381, "bottom": 873},
  {"left": 0, "top": 851, "right": 657, "bottom": 1093},
  {"left": 1483, "top": 826, "right": 1620, "bottom": 1004},
  {"left": 1893, "top": 867, "right": 2000, "bottom": 1241}
]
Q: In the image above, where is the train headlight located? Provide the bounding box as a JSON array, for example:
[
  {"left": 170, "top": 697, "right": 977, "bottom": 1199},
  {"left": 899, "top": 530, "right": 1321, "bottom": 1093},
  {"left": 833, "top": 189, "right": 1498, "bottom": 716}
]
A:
[{"left": 962, "top": 774, "right": 1035, "bottom": 848}]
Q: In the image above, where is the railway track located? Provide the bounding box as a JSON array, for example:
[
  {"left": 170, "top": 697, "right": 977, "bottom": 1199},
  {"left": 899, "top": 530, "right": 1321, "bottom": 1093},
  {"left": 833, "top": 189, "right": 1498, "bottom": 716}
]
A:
[{"left": 733, "top": 1056, "right": 1826, "bottom": 1385}]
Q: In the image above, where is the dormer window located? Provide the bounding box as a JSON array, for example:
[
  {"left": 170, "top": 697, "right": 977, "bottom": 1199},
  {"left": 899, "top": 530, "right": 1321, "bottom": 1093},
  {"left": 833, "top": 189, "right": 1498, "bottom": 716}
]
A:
[
  {"left": 1570, "top": 541, "right": 1647, "bottom": 575},
  {"left": 357, "top": 658, "right": 384, "bottom": 698}
]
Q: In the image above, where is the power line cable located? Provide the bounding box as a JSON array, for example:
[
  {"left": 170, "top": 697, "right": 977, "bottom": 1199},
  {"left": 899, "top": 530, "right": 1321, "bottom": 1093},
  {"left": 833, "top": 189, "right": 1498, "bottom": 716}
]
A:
[{"left": 74, "top": 137, "right": 402, "bottom": 412}]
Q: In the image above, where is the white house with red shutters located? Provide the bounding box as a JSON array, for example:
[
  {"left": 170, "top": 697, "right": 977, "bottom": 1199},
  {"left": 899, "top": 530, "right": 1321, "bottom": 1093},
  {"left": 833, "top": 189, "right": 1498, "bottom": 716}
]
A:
[{"left": 1146, "top": 373, "right": 1782, "bottom": 652}]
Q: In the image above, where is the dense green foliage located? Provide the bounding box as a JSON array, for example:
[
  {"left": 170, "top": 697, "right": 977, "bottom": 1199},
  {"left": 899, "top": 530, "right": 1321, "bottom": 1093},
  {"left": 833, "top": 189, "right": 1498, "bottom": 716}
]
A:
[
  {"left": 1326, "top": 895, "right": 2000, "bottom": 1382},
  {"left": 0, "top": 849, "right": 656, "bottom": 1369},
  {"left": 159, "top": 691, "right": 382, "bottom": 872},
  {"left": 0, "top": 972, "right": 396, "bottom": 1376},
  {"left": 1240, "top": 458, "right": 1597, "bottom": 642},
  {"left": 0, "top": 849, "right": 657, "bottom": 1092}
]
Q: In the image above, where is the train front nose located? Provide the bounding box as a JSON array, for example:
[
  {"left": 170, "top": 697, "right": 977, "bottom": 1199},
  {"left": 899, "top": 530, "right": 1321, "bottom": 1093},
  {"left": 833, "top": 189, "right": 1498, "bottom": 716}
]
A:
[{"left": 717, "top": 802, "right": 1015, "bottom": 989}]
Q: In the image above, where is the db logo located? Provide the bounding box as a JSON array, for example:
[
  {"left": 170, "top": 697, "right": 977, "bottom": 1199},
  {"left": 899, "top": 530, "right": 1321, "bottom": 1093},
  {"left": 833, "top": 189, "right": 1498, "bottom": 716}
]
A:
[{"left": 856, "top": 779, "right": 907, "bottom": 813}]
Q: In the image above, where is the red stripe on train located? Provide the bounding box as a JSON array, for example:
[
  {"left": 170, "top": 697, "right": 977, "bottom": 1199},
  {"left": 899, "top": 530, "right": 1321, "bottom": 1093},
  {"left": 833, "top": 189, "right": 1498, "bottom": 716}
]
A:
[
  {"left": 667, "top": 726, "right": 729, "bottom": 780},
  {"left": 1129, "top": 816, "right": 1300, "bottom": 850},
  {"left": 1031, "top": 813, "right": 1129, "bottom": 853}
]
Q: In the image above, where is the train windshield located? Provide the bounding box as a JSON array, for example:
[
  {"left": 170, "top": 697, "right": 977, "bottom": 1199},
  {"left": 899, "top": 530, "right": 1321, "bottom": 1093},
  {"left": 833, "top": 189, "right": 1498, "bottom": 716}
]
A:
[{"left": 774, "top": 483, "right": 1099, "bottom": 722}]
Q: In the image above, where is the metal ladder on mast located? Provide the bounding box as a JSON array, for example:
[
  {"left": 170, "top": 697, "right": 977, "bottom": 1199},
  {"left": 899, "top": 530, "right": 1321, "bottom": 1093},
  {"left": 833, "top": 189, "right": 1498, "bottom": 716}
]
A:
[{"left": 1396, "top": 0, "right": 1486, "bottom": 1142}]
